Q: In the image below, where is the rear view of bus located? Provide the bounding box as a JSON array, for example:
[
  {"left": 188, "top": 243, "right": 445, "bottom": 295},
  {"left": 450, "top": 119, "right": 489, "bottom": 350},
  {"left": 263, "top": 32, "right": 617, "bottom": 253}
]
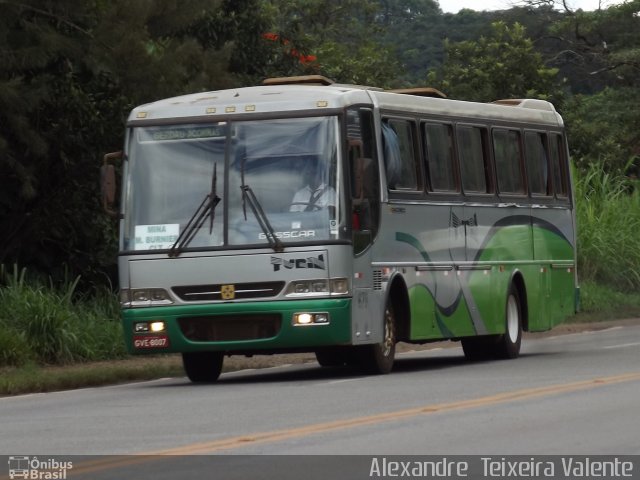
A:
[{"left": 103, "top": 75, "right": 578, "bottom": 382}]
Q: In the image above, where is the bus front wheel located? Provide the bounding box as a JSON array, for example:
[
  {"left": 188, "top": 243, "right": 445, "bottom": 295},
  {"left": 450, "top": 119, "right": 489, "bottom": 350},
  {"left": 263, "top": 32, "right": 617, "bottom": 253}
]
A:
[
  {"left": 182, "top": 351, "right": 224, "bottom": 383},
  {"left": 357, "top": 301, "right": 396, "bottom": 374}
]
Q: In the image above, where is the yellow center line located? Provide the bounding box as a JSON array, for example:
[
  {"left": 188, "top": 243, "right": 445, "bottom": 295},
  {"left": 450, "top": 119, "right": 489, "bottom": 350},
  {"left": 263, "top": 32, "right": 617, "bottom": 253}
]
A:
[{"left": 35, "top": 371, "right": 640, "bottom": 477}]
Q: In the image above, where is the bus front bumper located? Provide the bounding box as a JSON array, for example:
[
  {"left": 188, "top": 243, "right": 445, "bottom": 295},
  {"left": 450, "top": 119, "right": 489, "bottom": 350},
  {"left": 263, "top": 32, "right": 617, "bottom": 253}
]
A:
[{"left": 122, "top": 298, "right": 352, "bottom": 354}]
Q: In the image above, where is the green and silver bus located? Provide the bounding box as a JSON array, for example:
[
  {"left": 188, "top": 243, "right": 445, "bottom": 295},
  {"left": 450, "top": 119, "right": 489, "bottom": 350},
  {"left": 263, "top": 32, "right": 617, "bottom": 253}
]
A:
[{"left": 102, "top": 75, "right": 578, "bottom": 382}]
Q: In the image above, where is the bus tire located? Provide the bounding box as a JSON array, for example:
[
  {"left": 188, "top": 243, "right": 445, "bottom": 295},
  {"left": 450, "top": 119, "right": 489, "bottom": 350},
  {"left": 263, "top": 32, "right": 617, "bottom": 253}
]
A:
[
  {"left": 182, "top": 351, "right": 224, "bottom": 383},
  {"left": 494, "top": 284, "right": 523, "bottom": 359},
  {"left": 357, "top": 300, "right": 396, "bottom": 374}
]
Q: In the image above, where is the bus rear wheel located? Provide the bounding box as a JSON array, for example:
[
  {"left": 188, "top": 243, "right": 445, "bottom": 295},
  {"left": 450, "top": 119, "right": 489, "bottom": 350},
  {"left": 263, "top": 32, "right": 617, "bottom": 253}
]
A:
[
  {"left": 182, "top": 351, "right": 224, "bottom": 383},
  {"left": 357, "top": 301, "right": 396, "bottom": 374},
  {"left": 494, "top": 285, "right": 523, "bottom": 359},
  {"left": 462, "top": 283, "right": 522, "bottom": 360}
]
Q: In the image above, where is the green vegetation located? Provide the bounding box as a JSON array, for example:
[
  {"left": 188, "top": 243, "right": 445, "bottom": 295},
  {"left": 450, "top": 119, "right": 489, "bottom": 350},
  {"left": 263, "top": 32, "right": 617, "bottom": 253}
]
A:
[
  {"left": 0, "top": 265, "right": 125, "bottom": 367},
  {"left": 569, "top": 161, "right": 640, "bottom": 320},
  {"left": 574, "top": 163, "right": 640, "bottom": 291},
  {"left": 574, "top": 282, "right": 640, "bottom": 323},
  {"left": 426, "top": 21, "right": 560, "bottom": 103},
  {"left": 0, "top": 357, "right": 184, "bottom": 396}
]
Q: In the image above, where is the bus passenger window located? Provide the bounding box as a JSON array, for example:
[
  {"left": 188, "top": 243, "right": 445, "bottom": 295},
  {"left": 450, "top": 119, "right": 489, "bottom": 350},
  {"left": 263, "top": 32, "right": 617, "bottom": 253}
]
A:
[
  {"left": 524, "top": 131, "right": 550, "bottom": 196},
  {"left": 549, "top": 134, "right": 568, "bottom": 198},
  {"left": 493, "top": 129, "right": 525, "bottom": 195},
  {"left": 382, "top": 119, "right": 420, "bottom": 191},
  {"left": 424, "top": 123, "right": 457, "bottom": 192},
  {"left": 457, "top": 126, "right": 490, "bottom": 194}
]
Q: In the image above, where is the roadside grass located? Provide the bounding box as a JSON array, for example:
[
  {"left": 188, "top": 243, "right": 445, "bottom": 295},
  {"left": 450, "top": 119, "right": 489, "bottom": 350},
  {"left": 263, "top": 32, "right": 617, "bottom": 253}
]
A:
[
  {"left": 0, "top": 264, "right": 126, "bottom": 367},
  {"left": 570, "top": 281, "right": 640, "bottom": 323},
  {"left": 0, "top": 355, "right": 318, "bottom": 396},
  {"left": 0, "top": 357, "right": 185, "bottom": 396},
  {"left": 574, "top": 162, "right": 640, "bottom": 291}
]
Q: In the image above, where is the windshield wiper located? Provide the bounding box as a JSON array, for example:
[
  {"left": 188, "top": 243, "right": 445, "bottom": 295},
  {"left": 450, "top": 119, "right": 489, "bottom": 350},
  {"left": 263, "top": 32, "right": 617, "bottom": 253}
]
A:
[
  {"left": 168, "top": 163, "right": 220, "bottom": 258},
  {"left": 240, "top": 157, "right": 284, "bottom": 253}
]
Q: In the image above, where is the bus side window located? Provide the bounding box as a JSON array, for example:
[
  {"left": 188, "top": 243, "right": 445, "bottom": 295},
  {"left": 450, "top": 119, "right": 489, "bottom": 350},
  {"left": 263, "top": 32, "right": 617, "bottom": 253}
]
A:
[
  {"left": 549, "top": 133, "right": 568, "bottom": 198},
  {"left": 457, "top": 125, "right": 491, "bottom": 194},
  {"left": 524, "top": 131, "right": 551, "bottom": 197},
  {"left": 424, "top": 123, "right": 457, "bottom": 192},
  {"left": 382, "top": 118, "right": 420, "bottom": 191},
  {"left": 493, "top": 129, "right": 525, "bottom": 195}
]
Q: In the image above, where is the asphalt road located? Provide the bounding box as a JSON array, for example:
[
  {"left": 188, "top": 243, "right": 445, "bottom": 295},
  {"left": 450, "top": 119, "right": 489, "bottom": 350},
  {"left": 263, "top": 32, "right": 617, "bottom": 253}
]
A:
[{"left": 1, "top": 323, "right": 639, "bottom": 479}]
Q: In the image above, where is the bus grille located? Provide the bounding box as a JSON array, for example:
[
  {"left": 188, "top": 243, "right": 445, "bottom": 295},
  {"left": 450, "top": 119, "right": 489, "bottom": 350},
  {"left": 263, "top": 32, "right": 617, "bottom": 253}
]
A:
[
  {"left": 172, "top": 281, "right": 285, "bottom": 302},
  {"left": 178, "top": 314, "right": 282, "bottom": 342}
]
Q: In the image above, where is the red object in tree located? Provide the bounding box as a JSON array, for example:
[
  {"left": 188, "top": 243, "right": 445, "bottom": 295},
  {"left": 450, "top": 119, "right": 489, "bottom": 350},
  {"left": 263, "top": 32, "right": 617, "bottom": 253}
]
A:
[{"left": 262, "top": 33, "right": 317, "bottom": 65}]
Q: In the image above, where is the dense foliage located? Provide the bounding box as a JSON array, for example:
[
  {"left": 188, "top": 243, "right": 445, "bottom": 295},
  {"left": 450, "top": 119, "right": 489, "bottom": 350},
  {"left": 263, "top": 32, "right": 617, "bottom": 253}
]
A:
[
  {"left": 0, "top": 0, "right": 639, "bottom": 294},
  {"left": 0, "top": 265, "right": 123, "bottom": 366},
  {"left": 426, "top": 21, "right": 561, "bottom": 102}
]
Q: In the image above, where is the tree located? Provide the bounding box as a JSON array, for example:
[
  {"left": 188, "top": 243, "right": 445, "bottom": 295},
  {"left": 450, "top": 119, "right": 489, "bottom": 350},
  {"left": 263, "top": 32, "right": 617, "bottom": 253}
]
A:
[
  {"left": 515, "top": 0, "right": 640, "bottom": 93},
  {"left": 264, "top": 0, "right": 400, "bottom": 87},
  {"left": 563, "top": 87, "right": 640, "bottom": 172},
  {"left": 425, "top": 21, "right": 561, "bottom": 102},
  {"left": 374, "top": 0, "right": 445, "bottom": 85}
]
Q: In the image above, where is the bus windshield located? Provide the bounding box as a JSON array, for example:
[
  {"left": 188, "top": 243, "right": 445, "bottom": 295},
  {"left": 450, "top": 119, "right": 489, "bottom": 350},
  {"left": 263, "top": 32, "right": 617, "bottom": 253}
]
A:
[{"left": 123, "top": 116, "right": 344, "bottom": 252}]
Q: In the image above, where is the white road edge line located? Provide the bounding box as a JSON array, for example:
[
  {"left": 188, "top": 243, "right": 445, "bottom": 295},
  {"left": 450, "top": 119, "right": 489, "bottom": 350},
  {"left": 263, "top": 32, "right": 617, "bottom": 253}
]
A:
[{"left": 602, "top": 342, "right": 640, "bottom": 349}]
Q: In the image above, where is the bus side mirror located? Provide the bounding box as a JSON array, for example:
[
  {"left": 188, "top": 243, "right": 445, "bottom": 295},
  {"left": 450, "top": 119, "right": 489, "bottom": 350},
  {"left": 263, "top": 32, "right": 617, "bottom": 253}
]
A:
[{"left": 101, "top": 151, "right": 122, "bottom": 217}]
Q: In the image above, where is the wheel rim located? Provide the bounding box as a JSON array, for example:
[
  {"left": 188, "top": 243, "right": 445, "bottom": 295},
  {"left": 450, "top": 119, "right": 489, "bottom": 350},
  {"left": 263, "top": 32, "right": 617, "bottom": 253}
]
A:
[
  {"left": 506, "top": 294, "right": 519, "bottom": 343},
  {"left": 382, "top": 306, "right": 396, "bottom": 357}
]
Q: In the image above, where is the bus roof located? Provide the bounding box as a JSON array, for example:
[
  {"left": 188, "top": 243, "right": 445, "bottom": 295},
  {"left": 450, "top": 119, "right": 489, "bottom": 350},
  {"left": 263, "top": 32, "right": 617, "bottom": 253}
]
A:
[{"left": 128, "top": 79, "right": 563, "bottom": 128}]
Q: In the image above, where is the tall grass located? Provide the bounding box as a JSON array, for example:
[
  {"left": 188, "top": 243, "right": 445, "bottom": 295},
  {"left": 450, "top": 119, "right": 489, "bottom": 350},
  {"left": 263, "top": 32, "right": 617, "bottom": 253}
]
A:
[
  {"left": 574, "top": 162, "right": 640, "bottom": 292},
  {"left": 0, "top": 264, "right": 126, "bottom": 367}
]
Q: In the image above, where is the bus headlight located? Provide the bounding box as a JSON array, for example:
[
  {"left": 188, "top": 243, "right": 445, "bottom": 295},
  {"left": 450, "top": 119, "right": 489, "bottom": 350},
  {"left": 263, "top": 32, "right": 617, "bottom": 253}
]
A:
[
  {"left": 287, "top": 279, "right": 328, "bottom": 295},
  {"left": 285, "top": 278, "right": 349, "bottom": 297},
  {"left": 293, "top": 312, "right": 330, "bottom": 326},
  {"left": 120, "top": 288, "right": 174, "bottom": 307},
  {"left": 133, "top": 321, "right": 166, "bottom": 333},
  {"left": 150, "top": 321, "right": 166, "bottom": 332}
]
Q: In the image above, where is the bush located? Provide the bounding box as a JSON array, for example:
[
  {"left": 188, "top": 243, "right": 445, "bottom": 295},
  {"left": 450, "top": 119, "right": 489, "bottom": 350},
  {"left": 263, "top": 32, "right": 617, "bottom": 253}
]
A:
[
  {"left": 0, "top": 326, "right": 33, "bottom": 366},
  {"left": 575, "top": 163, "right": 640, "bottom": 291},
  {"left": 0, "top": 265, "right": 125, "bottom": 367}
]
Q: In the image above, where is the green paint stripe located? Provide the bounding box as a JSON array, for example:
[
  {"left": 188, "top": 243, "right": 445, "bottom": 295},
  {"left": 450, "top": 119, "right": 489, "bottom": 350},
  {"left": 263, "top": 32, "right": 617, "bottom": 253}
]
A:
[{"left": 395, "top": 232, "right": 431, "bottom": 262}]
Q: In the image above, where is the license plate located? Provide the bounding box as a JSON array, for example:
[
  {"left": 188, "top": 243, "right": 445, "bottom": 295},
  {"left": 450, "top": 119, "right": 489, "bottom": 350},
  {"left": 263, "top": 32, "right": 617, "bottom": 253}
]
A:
[{"left": 133, "top": 335, "right": 170, "bottom": 349}]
